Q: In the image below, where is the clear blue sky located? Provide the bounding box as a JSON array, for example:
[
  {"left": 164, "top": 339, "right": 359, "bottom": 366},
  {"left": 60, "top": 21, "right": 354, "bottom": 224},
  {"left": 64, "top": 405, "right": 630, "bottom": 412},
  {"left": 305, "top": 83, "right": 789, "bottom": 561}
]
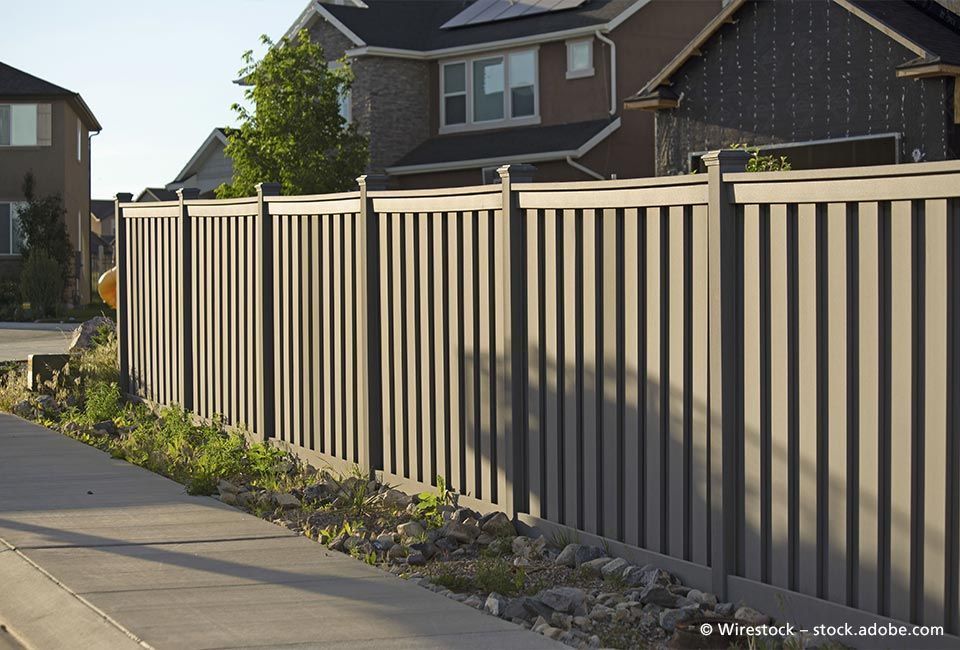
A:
[{"left": 2, "top": 0, "right": 309, "bottom": 198}]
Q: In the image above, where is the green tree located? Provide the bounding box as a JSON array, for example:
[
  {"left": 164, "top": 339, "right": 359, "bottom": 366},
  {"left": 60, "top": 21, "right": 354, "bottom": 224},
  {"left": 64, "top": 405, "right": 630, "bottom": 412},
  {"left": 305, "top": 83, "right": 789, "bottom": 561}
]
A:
[
  {"left": 217, "top": 30, "right": 368, "bottom": 198},
  {"left": 17, "top": 172, "right": 72, "bottom": 286},
  {"left": 20, "top": 249, "right": 64, "bottom": 317}
]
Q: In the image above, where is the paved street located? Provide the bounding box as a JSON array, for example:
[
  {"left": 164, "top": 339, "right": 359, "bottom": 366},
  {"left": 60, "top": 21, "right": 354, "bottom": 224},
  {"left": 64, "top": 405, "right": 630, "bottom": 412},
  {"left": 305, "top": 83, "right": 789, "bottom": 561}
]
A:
[
  {"left": 0, "top": 414, "right": 558, "bottom": 650},
  {"left": 0, "top": 324, "right": 76, "bottom": 362}
]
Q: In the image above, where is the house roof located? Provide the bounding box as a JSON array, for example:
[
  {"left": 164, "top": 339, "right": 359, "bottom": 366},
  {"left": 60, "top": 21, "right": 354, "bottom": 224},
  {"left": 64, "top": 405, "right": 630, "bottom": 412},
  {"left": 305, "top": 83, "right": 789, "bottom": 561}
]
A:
[
  {"left": 291, "top": 0, "right": 647, "bottom": 55},
  {"left": 626, "top": 0, "right": 960, "bottom": 107},
  {"left": 136, "top": 187, "right": 179, "bottom": 202},
  {"left": 387, "top": 117, "right": 620, "bottom": 174},
  {"left": 170, "top": 128, "right": 229, "bottom": 184},
  {"left": 0, "top": 62, "right": 102, "bottom": 131},
  {"left": 90, "top": 200, "right": 114, "bottom": 221}
]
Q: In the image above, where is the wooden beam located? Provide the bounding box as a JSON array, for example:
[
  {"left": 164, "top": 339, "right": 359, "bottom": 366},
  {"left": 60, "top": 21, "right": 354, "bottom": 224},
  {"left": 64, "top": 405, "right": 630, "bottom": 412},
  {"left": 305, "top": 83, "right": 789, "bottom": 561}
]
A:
[{"left": 896, "top": 64, "right": 960, "bottom": 79}]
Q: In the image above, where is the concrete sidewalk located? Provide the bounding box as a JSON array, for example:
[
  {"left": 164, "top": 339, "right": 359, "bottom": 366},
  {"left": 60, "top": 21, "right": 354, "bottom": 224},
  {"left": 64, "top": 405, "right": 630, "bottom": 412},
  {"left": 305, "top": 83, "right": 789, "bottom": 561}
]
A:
[
  {"left": 0, "top": 415, "right": 558, "bottom": 650},
  {"left": 0, "top": 324, "right": 76, "bottom": 362}
]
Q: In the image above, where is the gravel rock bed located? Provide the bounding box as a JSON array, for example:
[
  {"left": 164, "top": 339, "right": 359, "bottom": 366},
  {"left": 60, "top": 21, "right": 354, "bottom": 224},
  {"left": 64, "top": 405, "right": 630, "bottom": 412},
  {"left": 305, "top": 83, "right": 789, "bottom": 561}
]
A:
[{"left": 213, "top": 475, "right": 790, "bottom": 649}]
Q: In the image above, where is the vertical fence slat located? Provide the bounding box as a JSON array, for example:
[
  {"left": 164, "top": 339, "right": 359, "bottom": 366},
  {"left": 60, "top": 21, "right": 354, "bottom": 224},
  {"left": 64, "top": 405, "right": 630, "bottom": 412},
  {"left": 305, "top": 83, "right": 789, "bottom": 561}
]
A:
[
  {"left": 923, "top": 198, "right": 948, "bottom": 627},
  {"left": 889, "top": 200, "right": 914, "bottom": 622},
  {"left": 668, "top": 205, "right": 686, "bottom": 558},
  {"left": 623, "top": 208, "right": 642, "bottom": 547},
  {"left": 447, "top": 212, "right": 463, "bottom": 493},
  {"left": 645, "top": 206, "right": 662, "bottom": 552},
  {"left": 418, "top": 212, "right": 432, "bottom": 482},
  {"left": 797, "top": 202, "right": 819, "bottom": 598},
  {"left": 543, "top": 209, "right": 561, "bottom": 522},
  {"left": 827, "top": 202, "right": 849, "bottom": 605},
  {"left": 391, "top": 213, "right": 406, "bottom": 478},
  {"left": 562, "top": 208, "right": 579, "bottom": 526},
  {"left": 478, "top": 211, "right": 494, "bottom": 502},
  {"left": 431, "top": 213, "right": 447, "bottom": 486},
  {"left": 743, "top": 203, "right": 763, "bottom": 582},
  {"left": 526, "top": 208, "right": 543, "bottom": 518},
  {"left": 691, "top": 203, "right": 710, "bottom": 566},
  {"left": 582, "top": 208, "right": 599, "bottom": 533},
  {"left": 601, "top": 207, "right": 620, "bottom": 540},
  {"left": 857, "top": 201, "right": 881, "bottom": 614}
]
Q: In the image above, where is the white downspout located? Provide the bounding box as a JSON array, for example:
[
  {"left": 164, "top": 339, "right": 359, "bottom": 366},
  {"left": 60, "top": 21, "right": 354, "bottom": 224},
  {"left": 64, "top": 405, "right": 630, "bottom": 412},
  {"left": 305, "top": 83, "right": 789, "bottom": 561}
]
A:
[
  {"left": 565, "top": 31, "right": 616, "bottom": 180},
  {"left": 566, "top": 155, "right": 605, "bottom": 180},
  {"left": 595, "top": 30, "right": 616, "bottom": 115}
]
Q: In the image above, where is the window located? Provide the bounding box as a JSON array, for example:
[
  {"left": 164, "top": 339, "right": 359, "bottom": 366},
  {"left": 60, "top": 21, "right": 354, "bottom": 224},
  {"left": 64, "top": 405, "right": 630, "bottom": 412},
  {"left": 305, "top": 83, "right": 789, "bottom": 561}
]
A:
[
  {"left": 77, "top": 118, "right": 82, "bottom": 161},
  {"left": 441, "top": 49, "right": 538, "bottom": 131},
  {"left": 0, "top": 202, "right": 25, "bottom": 255},
  {"left": 509, "top": 50, "right": 536, "bottom": 117},
  {"left": 0, "top": 104, "right": 38, "bottom": 146},
  {"left": 566, "top": 39, "right": 594, "bottom": 79},
  {"left": 443, "top": 62, "right": 467, "bottom": 126},
  {"left": 328, "top": 61, "right": 352, "bottom": 124}
]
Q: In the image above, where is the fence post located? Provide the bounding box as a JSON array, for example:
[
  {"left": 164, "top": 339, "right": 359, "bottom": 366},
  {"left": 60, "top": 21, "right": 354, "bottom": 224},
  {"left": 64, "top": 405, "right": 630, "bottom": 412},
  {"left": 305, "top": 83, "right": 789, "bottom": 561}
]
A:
[
  {"left": 256, "top": 182, "right": 281, "bottom": 441},
  {"left": 497, "top": 164, "right": 536, "bottom": 517},
  {"left": 114, "top": 192, "right": 133, "bottom": 396},
  {"left": 704, "top": 149, "right": 749, "bottom": 600},
  {"left": 357, "top": 173, "right": 388, "bottom": 477},
  {"left": 176, "top": 188, "right": 200, "bottom": 411}
]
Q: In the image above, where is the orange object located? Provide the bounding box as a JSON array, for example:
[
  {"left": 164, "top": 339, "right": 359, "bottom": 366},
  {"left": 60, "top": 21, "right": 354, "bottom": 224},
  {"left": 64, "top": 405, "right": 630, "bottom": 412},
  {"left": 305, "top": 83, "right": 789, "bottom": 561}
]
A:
[{"left": 98, "top": 266, "right": 117, "bottom": 308}]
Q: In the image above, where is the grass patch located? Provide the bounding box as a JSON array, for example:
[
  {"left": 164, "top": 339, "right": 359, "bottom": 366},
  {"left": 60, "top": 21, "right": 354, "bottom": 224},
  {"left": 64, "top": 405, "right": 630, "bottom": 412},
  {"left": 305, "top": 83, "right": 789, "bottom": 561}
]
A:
[
  {"left": 432, "top": 568, "right": 474, "bottom": 593},
  {"left": 474, "top": 557, "right": 526, "bottom": 596}
]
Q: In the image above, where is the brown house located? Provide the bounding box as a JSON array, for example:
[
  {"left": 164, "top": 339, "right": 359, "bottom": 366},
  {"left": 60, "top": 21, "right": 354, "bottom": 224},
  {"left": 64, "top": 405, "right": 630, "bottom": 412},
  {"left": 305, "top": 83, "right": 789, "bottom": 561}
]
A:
[
  {"left": 287, "top": 0, "right": 722, "bottom": 188},
  {"left": 0, "top": 62, "right": 101, "bottom": 304}
]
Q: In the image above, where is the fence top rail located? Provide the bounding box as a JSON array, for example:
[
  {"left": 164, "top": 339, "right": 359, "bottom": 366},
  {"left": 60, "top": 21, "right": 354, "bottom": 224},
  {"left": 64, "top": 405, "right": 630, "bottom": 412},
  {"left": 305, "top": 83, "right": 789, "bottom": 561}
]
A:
[
  {"left": 119, "top": 202, "right": 180, "bottom": 218},
  {"left": 267, "top": 190, "right": 360, "bottom": 203},
  {"left": 724, "top": 158, "right": 960, "bottom": 184},
  {"left": 515, "top": 174, "right": 707, "bottom": 193},
  {"left": 368, "top": 183, "right": 499, "bottom": 200}
]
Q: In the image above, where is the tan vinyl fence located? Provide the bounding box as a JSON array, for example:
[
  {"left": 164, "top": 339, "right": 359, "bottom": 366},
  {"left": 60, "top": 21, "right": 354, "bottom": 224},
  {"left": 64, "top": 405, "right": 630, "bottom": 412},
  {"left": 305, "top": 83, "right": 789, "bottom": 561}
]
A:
[{"left": 115, "top": 153, "right": 960, "bottom": 646}]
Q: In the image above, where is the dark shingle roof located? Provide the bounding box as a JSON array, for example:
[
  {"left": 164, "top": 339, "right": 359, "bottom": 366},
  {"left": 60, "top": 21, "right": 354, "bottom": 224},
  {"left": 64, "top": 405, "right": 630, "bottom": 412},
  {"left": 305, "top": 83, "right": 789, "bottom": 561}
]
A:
[
  {"left": 390, "top": 118, "right": 616, "bottom": 169},
  {"left": 0, "top": 61, "right": 102, "bottom": 130},
  {"left": 848, "top": 0, "right": 960, "bottom": 66},
  {"left": 90, "top": 200, "right": 114, "bottom": 220},
  {"left": 0, "top": 61, "right": 74, "bottom": 96},
  {"left": 322, "top": 0, "right": 636, "bottom": 51},
  {"left": 137, "top": 188, "right": 179, "bottom": 202}
]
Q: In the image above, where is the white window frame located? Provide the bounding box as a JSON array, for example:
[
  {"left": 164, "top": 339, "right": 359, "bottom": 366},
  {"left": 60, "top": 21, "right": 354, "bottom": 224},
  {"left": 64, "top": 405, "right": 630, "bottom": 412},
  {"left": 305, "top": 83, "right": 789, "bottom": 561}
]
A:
[
  {"left": 440, "top": 47, "right": 540, "bottom": 134},
  {"left": 0, "top": 103, "right": 38, "bottom": 147},
  {"left": 77, "top": 118, "right": 82, "bottom": 161},
  {"left": 566, "top": 38, "right": 594, "bottom": 79},
  {"left": 441, "top": 59, "right": 468, "bottom": 129}
]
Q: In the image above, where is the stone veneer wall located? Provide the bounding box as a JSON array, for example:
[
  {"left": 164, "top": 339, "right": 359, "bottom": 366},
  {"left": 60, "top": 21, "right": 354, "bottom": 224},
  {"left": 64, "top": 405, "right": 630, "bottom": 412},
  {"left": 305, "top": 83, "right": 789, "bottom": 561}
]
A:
[{"left": 308, "top": 19, "right": 431, "bottom": 172}]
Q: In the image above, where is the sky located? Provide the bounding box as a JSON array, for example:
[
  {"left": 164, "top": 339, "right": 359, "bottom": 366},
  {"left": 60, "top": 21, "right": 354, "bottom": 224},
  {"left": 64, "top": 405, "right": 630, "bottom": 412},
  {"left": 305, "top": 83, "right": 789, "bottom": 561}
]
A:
[{"left": 2, "top": 0, "right": 309, "bottom": 198}]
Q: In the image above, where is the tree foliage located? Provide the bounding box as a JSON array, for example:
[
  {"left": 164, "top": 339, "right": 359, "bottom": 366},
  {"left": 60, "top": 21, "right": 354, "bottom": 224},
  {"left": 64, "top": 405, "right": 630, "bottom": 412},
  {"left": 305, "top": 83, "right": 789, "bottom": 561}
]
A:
[
  {"left": 18, "top": 172, "right": 72, "bottom": 285},
  {"left": 20, "top": 249, "right": 64, "bottom": 317},
  {"left": 217, "top": 31, "right": 368, "bottom": 198}
]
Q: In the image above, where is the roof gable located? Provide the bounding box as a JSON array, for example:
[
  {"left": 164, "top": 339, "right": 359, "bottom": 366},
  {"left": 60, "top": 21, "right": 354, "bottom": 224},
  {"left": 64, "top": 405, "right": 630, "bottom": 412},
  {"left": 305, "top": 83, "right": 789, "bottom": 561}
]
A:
[
  {"left": 171, "top": 128, "right": 229, "bottom": 184},
  {"left": 627, "top": 0, "right": 960, "bottom": 106},
  {"left": 288, "top": 0, "right": 648, "bottom": 54},
  {"left": 0, "top": 61, "right": 102, "bottom": 131}
]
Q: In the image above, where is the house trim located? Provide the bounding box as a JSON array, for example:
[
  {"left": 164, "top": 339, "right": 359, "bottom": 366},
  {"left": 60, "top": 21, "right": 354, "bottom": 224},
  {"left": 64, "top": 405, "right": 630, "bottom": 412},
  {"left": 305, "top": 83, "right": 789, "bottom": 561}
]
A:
[
  {"left": 309, "top": 0, "right": 653, "bottom": 60},
  {"left": 386, "top": 117, "right": 620, "bottom": 175},
  {"left": 895, "top": 63, "right": 960, "bottom": 79},
  {"left": 171, "top": 129, "right": 229, "bottom": 185},
  {"left": 286, "top": 0, "right": 367, "bottom": 46}
]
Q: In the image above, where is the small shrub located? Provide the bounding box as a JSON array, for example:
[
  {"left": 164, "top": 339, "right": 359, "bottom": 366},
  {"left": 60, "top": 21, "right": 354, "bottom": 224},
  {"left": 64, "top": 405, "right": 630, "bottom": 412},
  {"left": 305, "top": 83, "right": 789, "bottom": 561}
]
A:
[
  {"left": 78, "top": 326, "right": 119, "bottom": 386},
  {"left": 415, "top": 475, "right": 448, "bottom": 528},
  {"left": 20, "top": 249, "right": 64, "bottom": 317},
  {"left": 0, "top": 365, "right": 28, "bottom": 412},
  {"left": 474, "top": 557, "right": 525, "bottom": 596},
  {"left": 0, "top": 280, "right": 21, "bottom": 319},
  {"left": 83, "top": 382, "right": 121, "bottom": 423},
  {"left": 432, "top": 568, "right": 474, "bottom": 593},
  {"left": 730, "top": 142, "right": 792, "bottom": 172}
]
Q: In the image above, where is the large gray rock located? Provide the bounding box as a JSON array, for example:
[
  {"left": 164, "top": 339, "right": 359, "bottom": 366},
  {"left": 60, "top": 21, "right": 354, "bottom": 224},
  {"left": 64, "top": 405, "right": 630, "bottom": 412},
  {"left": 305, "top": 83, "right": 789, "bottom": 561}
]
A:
[
  {"left": 485, "top": 592, "right": 510, "bottom": 617},
  {"left": 538, "top": 587, "right": 587, "bottom": 614},
  {"left": 481, "top": 511, "right": 516, "bottom": 537},
  {"left": 68, "top": 317, "right": 115, "bottom": 353},
  {"left": 555, "top": 543, "right": 581, "bottom": 567},
  {"left": 659, "top": 604, "right": 700, "bottom": 632},
  {"left": 734, "top": 606, "right": 770, "bottom": 625},
  {"left": 397, "top": 521, "right": 425, "bottom": 539},
  {"left": 600, "top": 557, "right": 629, "bottom": 578},
  {"left": 574, "top": 545, "right": 606, "bottom": 567},
  {"left": 272, "top": 492, "right": 301, "bottom": 509},
  {"left": 382, "top": 488, "right": 413, "bottom": 510},
  {"left": 639, "top": 584, "right": 682, "bottom": 608},
  {"left": 579, "top": 557, "right": 613, "bottom": 577},
  {"left": 444, "top": 521, "right": 481, "bottom": 544}
]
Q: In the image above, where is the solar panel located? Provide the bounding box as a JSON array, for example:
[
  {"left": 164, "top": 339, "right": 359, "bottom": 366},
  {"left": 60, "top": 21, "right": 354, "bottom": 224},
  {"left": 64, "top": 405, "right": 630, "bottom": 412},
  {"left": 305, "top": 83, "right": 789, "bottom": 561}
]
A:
[{"left": 441, "top": 0, "right": 587, "bottom": 29}]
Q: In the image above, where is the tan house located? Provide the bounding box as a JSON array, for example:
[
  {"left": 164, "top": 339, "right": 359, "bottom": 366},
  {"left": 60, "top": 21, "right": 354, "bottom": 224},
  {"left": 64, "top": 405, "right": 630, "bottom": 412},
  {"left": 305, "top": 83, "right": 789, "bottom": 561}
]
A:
[
  {"left": 287, "top": 0, "right": 722, "bottom": 188},
  {"left": 0, "top": 61, "right": 101, "bottom": 304}
]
